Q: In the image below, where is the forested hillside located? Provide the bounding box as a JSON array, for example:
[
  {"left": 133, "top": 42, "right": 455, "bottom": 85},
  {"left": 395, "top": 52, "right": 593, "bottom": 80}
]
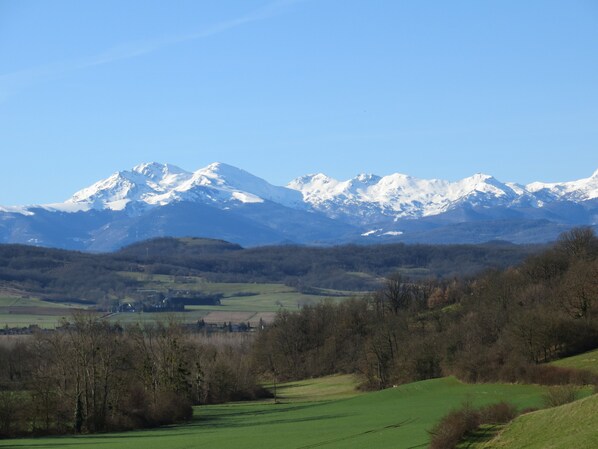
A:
[
  {"left": 0, "top": 238, "right": 537, "bottom": 303},
  {"left": 253, "top": 228, "right": 598, "bottom": 388}
]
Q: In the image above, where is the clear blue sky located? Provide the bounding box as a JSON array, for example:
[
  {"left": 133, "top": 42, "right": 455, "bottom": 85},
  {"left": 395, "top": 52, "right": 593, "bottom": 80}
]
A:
[{"left": 1, "top": 0, "right": 597, "bottom": 205}]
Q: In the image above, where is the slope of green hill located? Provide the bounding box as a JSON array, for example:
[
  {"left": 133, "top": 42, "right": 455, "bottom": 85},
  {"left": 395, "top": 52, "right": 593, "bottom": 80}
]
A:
[
  {"left": 480, "top": 393, "right": 598, "bottom": 449},
  {"left": 0, "top": 376, "right": 547, "bottom": 449},
  {"left": 551, "top": 347, "right": 598, "bottom": 373}
]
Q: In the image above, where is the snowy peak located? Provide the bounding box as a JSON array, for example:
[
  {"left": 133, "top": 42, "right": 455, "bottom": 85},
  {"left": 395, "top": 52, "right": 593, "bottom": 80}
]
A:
[
  {"left": 9, "top": 163, "right": 598, "bottom": 227},
  {"left": 451, "top": 173, "right": 518, "bottom": 199},
  {"left": 170, "top": 162, "right": 303, "bottom": 207},
  {"left": 66, "top": 162, "right": 192, "bottom": 211},
  {"left": 526, "top": 169, "right": 598, "bottom": 201},
  {"left": 132, "top": 162, "right": 190, "bottom": 184},
  {"left": 2, "top": 162, "right": 598, "bottom": 250},
  {"left": 67, "top": 170, "right": 151, "bottom": 211},
  {"left": 193, "top": 162, "right": 275, "bottom": 193},
  {"left": 355, "top": 173, "right": 381, "bottom": 184},
  {"left": 65, "top": 161, "right": 303, "bottom": 211},
  {"left": 288, "top": 174, "right": 344, "bottom": 202},
  {"left": 288, "top": 173, "right": 336, "bottom": 189},
  {"left": 288, "top": 170, "right": 523, "bottom": 221},
  {"left": 288, "top": 172, "right": 383, "bottom": 202},
  {"left": 458, "top": 173, "right": 496, "bottom": 190}
]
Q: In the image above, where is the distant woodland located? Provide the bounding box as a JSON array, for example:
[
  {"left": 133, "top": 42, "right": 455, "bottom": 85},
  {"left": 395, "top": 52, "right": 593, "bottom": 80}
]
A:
[{"left": 0, "top": 237, "right": 537, "bottom": 304}]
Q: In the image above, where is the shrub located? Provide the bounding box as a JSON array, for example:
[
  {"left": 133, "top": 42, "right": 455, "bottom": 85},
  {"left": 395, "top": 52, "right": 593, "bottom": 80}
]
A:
[
  {"left": 542, "top": 385, "right": 579, "bottom": 408},
  {"left": 521, "top": 365, "right": 598, "bottom": 387},
  {"left": 428, "top": 402, "right": 480, "bottom": 449},
  {"left": 428, "top": 401, "right": 519, "bottom": 449},
  {"left": 150, "top": 391, "right": 193, "bottom": 426},
  {"left": 118, "top": 385, "right": 152, "bottom": 429},
  {"left": 479, "top": 401, "right": 517, "bottom": 424},
  {"left": 496, "top": 363, "right": 598, "bottom": 387}
]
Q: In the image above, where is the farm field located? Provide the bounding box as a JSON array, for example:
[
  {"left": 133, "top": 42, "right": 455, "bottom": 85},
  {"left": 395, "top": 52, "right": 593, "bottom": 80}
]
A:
[
  {"left": 104, "top": 277, "right": 354, "bottom": 326},
  {"left": 0, "top": 376, "right": 550, "bottom": 449},
  {"left": 122, "top": 273, "right": 356, "bottom": 311},
  {"left": 0, "top": 274, "right": 356, "bottom": 328},
  {"left": 0, "top": 295, "right": 85, "bottom": 328}
]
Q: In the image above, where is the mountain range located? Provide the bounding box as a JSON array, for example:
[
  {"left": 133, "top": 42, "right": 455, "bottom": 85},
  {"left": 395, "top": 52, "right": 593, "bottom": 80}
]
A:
[{"left": 1, "top": 162, "right": 597, "bottom": 251}]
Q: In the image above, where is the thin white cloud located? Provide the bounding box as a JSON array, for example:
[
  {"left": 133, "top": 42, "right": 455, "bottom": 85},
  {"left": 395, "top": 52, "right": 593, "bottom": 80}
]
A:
[{"left": 0, "top": 0, "right": 305, "bottom": 100}]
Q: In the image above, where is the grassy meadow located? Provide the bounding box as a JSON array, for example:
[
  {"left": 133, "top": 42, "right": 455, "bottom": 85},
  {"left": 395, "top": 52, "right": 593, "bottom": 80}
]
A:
[
  {"left": 478, "top": 394, "right": 598, "bottom": 449},
  {"left": 461, "top": 346, "right": 598, "bottom": 449},
  {"left": 0, "top": 376, "right": 549, "bottom": 449},
  {"left": 551, "top": 347, "right": 598, "bottom": 373}
]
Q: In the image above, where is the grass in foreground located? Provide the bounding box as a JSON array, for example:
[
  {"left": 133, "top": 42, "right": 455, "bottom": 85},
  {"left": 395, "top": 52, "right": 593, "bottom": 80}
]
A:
[
  {"left": 479, "top": 393, "right": 598, "bottom": 449},
  {"left": 463, "top": 347, "right": 598, "bottom": 448},
  {"left": 0, "top": 376, "right": 548, "bottom": 449}
]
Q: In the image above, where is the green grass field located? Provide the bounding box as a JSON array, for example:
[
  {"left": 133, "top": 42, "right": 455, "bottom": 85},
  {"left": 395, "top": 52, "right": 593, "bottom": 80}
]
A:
[
  {"left": 102, "top": 278, "right": 351, "bottom": 326},
  {"left": 479, "top": 393, "right": 598, "bottom": 449},
  {"left": 0, "top": 295, "right": 84, "bottom": 309},
  {"left": 551, "top": 347, "right": 598, "bottom": 373},
  {"left": 0, "top": 295, "right": 85, "bottom": 328},
  {"left": 0, "top": 274, "right": 356, "bottom": 328},
  {"left": 119, "top": 273, "right": 355, "bottom": 311},
  {"left": 463, "top": 347, "right": 598, "bottom": 449},
  {"left": 0, "top": 376, "right": 548, "bottom": 449},
  {"left": 272, "top": 374, "right": 362, "bottom": 402}
]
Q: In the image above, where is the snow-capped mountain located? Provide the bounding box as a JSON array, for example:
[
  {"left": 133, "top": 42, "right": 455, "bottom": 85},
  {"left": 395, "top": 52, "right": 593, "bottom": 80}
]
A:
[
  {"left": 65, "top": 162, "right": 303, "bottom": 211},
  {"left": 288, "top": 172, "right": 529, "bottom": 224},
  {"left": 66, "top": 162, "right": 193, "bottom": 211},
  {"left": 0, "top": 162, "right": 597, "bottom": 251},
  {"left": 526, "top": 169, "right": 598, "bottom": 202}
]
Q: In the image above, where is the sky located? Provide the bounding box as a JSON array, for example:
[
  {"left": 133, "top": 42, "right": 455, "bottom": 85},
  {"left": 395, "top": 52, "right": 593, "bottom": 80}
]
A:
[{"left": 1, "top": 0, "right": 597, "bottom": 205}]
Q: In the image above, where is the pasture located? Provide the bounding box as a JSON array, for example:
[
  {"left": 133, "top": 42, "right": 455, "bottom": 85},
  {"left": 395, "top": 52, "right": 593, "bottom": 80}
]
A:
[
  {"left": 0, "top": 376, "right": 548, "bottom": 449},
  {"left": 0, "top": 274, "right": 355, "bottom": 328},
  {"left": 0, "top": 295, "right": 83, "bottom": 328},
  {"left": 464, "top": 346, "right": 598, "bottom": 448},
  {"left": 551, "top": 347, "right": 598, "bottom": 373},
  {"left": 478, "top": 394, "right": 598, "bottom": 449}
]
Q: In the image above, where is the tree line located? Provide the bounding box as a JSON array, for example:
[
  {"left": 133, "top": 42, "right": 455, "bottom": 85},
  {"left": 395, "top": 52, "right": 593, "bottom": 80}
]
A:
[
  {"left": 0, "top": 237, "right": 536, "bottom": 306},
  {"left": 0, "top": 317, "right": 268, "bottom": 437},
  {"left": 253, "top": 228, "right": 598, "bottom": 389},
  {"left": 119, "top": 237, "right": 537, "bottom": 288}
]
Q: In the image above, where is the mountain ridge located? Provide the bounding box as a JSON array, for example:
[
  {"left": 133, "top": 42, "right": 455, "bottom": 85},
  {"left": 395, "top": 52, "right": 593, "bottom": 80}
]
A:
[{"left": 1, "top": 162, "right": 597, "bottom": 251}]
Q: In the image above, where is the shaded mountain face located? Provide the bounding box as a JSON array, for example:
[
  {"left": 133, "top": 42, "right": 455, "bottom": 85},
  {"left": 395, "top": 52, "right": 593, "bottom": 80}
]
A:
[{"left": 1, "top": 162, "right": 597, "bottom": 251}]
